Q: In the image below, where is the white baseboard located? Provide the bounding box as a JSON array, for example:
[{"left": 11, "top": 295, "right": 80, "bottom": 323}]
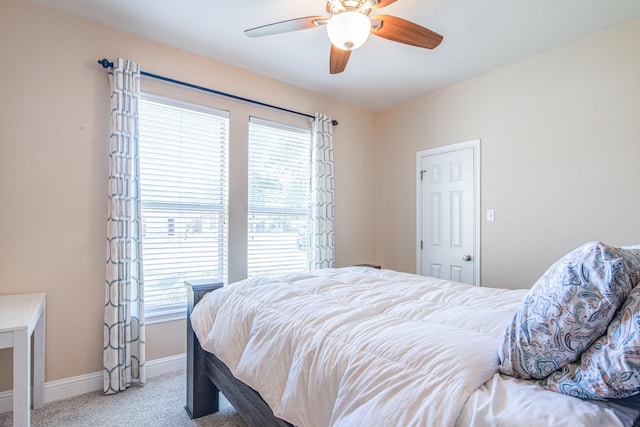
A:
[{"left": 0, "top": 353, "right": 186, "bottom": 414}]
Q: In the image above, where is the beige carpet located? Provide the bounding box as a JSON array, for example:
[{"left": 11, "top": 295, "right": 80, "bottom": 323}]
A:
[{"left": 0, "top": 370, "right": 247, "bottom": 427}]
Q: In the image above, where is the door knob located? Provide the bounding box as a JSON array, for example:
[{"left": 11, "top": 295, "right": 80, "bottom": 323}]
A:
[{"left": 463, "top": 255, "right": 472, "bottom": 262}]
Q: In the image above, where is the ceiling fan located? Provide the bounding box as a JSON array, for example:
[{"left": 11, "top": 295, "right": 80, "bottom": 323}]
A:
[{"left": 244, "top": 0, "right": 443, "bottom": 74}]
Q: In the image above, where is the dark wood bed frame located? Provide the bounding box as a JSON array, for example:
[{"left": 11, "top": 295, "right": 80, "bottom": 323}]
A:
[{"left": 185, "top": 280, "right": 293, "bottom": 427}]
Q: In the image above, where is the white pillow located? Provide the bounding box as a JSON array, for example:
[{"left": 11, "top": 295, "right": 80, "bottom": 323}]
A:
[{"left": 498, "top": 241, "right": 634, "bottom": 379}]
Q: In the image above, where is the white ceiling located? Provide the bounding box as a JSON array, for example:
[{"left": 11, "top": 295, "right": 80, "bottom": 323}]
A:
[{"left": 31, "top": 0, "right": 640, "bottom": 111}]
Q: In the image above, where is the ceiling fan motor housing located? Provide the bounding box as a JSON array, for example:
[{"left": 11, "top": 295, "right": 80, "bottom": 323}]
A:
[{"left": 326, "top": 0, "right": 375, "bottom": 16}]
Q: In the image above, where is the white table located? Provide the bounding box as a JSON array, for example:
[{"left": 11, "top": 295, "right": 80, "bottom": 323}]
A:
[{"left": 0, "top": 293, "right": 46, "bottom": 427}]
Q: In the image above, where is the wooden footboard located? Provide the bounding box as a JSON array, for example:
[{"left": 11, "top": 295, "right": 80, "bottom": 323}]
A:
[{"left": 185, "top": 279, "right": 293, "bottom": 427}]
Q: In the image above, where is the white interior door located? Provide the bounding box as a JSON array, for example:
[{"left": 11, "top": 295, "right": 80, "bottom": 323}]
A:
[{"left": 416, "top": 140, "right": 479, "bottom": 285}]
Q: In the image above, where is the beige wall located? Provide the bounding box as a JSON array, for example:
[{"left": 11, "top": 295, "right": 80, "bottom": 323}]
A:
[
  {"left": 375, "top": 19, "right": 640, "bottom": 289},
  {"left": 0, "top": 0, "right": 376, "bottom": 391}
]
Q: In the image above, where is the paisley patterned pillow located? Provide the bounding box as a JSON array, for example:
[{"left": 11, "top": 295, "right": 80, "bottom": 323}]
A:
[
  {"left": 543, "top": 257, "right": 640, "bottom": 400},
  {"left": 498, "top": 241, "right": 634, "bottom": 379}
]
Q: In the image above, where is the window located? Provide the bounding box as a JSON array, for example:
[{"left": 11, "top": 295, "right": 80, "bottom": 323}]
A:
[
  {"left": 137, "top": 90, "right": 312, "bottom": 321},
  {"left": 138, "top": 94, "right": 229, "bottom": 321},
  {"left": 247, "top": 117, "right": 312, "bottom": 277}
]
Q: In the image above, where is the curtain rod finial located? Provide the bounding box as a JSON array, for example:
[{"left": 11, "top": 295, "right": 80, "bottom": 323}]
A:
[
  {"left": 332, "top": 120, "right": 339, "bottom": 126},
  {"left": 98, "top": 58, "right": 113, "bottom": 69}
]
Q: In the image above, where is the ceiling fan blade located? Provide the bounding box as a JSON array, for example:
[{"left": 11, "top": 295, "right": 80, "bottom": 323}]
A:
[
  {"left": 375, "top": 0, "right": 399, "bottom": 8},
  {"left": 330, "top": 45, "right": 351, "bottom": 74},
  {"left": 370, "top": 15, "right": 443, "bottom": 49},
  {"left": 245, "top": 16, "right": 328, "bottom": 38}
]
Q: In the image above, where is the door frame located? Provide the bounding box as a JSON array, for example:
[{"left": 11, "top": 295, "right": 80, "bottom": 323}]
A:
[{"left": 415, "top": 139, "right": 481, "bottom": 285}]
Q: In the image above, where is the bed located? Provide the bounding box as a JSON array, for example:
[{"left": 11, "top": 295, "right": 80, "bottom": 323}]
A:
[{"left": 185, "top": 241, "right": 640, "bottom": 426}]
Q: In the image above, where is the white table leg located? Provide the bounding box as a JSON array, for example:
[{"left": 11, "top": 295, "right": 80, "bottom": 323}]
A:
[
  {"left": 33, "top": 305, "right": 45, "bottom": 409},
  {"left": 13, "top": 329, "right": 30, "bottom": 427}
]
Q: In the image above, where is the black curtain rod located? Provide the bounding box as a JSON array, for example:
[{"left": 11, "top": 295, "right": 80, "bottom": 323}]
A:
[{"left": 97, "top": 59, "right": 338, "bottom": 126}]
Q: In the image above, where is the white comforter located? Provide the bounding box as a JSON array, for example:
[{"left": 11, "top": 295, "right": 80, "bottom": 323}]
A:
[{"left": 191, "top": 267, "right": 529, "bottom": 426}]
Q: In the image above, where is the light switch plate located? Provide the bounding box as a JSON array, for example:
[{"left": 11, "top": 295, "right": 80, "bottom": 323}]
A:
[{"left": 487, "top": 209, "right": 495, "bottom": 222}]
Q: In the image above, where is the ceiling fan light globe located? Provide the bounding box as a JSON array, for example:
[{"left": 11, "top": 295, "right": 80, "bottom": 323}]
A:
[{"left": 327, "top": 11, "right": 371, "bottom": 51}]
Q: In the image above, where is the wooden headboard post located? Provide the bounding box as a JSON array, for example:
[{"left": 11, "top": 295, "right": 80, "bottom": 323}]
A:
[{"left": 184, "top": 279, "right": 224, "bottom": 419}]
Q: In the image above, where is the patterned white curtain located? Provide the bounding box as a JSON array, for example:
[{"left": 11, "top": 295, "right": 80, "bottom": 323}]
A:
[
  {"left": 104, "top": 58, "right": 146, "bottom": 394},
  {"left": 308, "top": 113, "right": 335, "bottom": 269}
]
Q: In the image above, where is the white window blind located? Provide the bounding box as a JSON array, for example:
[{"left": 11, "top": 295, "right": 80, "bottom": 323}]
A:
[
  {"left": 139, "top": 94, "right": 229, "bottom": 321},
  {"left": 248, "top": 117, "right": 311, "bottom": 277}
]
